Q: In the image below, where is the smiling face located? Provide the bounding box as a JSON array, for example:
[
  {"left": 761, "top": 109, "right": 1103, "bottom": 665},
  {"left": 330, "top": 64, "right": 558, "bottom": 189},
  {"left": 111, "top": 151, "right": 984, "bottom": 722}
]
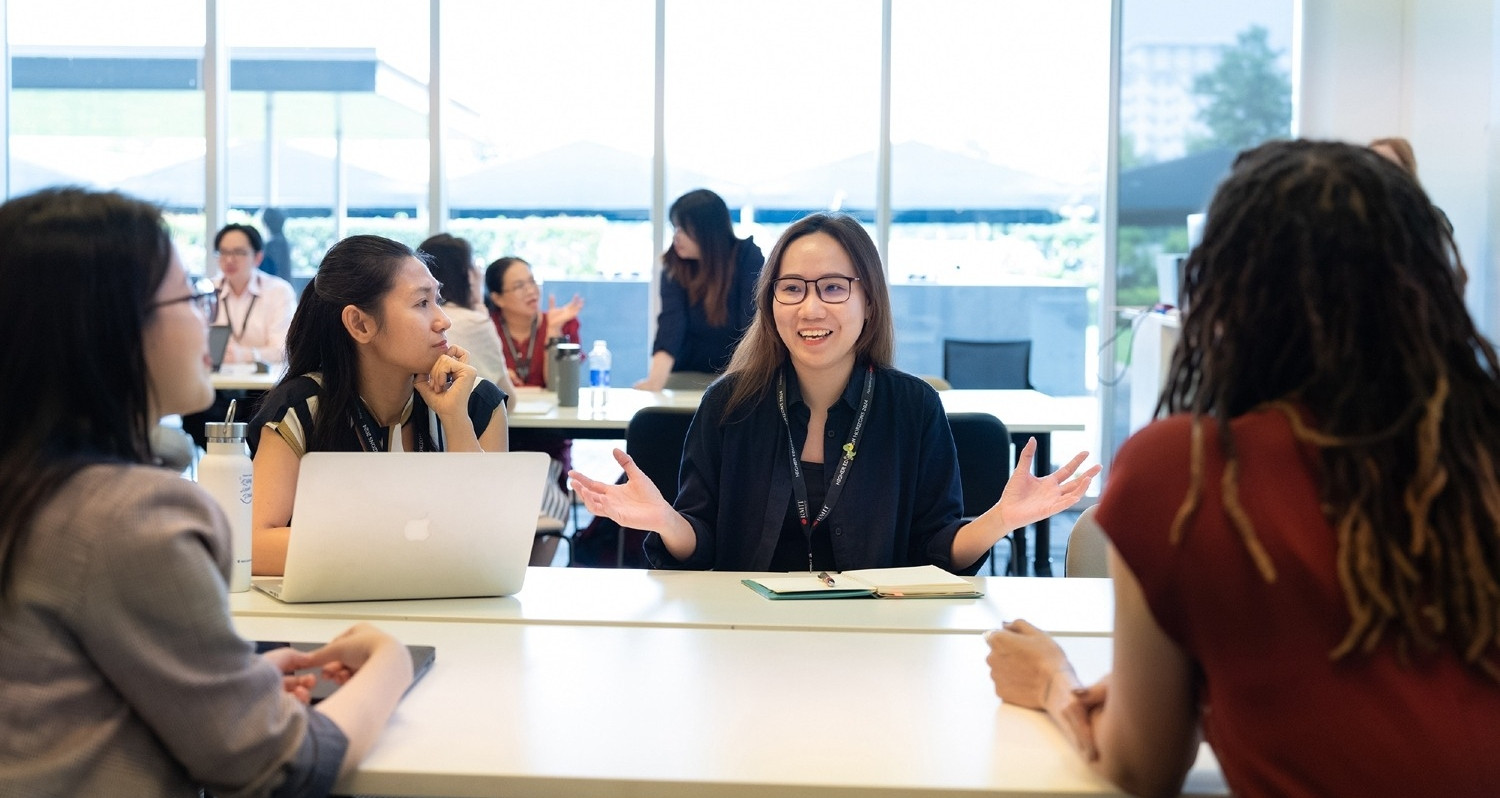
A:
[
  {"left": 143, "top": 250, "right": 215, "bottom": 418},
  {"left": 772, "top": 231, "right": 868, "bottom": 383},
  {"left": 364, "top": 256, "right": 453, "bottom": 375}
]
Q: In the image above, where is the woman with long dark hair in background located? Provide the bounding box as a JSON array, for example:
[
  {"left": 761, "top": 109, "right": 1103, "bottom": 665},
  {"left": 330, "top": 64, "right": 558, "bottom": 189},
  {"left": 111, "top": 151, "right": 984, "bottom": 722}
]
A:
[{"left": 635, "top": 188, "right": 764, "bottom": 391}]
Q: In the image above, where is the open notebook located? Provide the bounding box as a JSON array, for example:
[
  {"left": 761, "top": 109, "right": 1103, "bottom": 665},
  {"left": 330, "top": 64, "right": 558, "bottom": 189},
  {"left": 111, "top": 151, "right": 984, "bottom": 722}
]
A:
[{"left": 742, "top": 564, "right": 984, "bottom": 600}]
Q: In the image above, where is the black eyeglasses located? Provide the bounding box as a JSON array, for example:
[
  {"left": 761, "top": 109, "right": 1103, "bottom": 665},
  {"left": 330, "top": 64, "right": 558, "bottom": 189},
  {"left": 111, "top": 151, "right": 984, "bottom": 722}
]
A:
[
  {"left": 772, "top": 276, "right": 861, "bottom": 305},
  {"left": 154, "top": 277, "right": 219, "bottom": 319}
]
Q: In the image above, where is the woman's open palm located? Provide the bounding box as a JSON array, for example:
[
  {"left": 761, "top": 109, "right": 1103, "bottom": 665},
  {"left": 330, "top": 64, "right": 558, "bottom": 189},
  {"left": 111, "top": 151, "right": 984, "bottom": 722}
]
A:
[
  {"left": 995, "top": 438, "right": 1099, "bottom": 530},
  {"left": 569, "top": 448, "right": 674, "bottom": 531}
]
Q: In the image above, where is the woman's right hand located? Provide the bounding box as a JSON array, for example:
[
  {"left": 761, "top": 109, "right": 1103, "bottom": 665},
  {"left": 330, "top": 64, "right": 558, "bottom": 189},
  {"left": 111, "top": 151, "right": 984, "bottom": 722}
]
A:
[
  {"left": 306, "top": 622, "right": 412, "bottom": 690},
  {"left": 545, "top": 294, "right": 584, "bottom": 338},
  {"left": 569, "top": 448, "right": 677, "bottom": 532}
]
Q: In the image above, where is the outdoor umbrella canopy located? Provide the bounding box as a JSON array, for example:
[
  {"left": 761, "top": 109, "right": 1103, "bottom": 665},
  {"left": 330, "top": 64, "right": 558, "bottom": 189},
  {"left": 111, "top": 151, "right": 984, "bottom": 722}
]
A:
[
  {"left": 115, "top": 141, "right": 425, "bottom": 212},
  {"left": 1118, "top": 146, "right": 1235, "bottom": 227},
  {"left": 448, "top": 141, "right": 734, "bottom": 213},
  {"left": 749, "top": 141, "right": 1083, "bottom": 213}
]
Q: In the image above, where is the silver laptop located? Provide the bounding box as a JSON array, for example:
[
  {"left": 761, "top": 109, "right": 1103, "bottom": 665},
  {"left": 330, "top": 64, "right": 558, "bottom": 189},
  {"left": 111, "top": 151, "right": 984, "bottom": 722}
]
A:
[{"left": 253, "top": 451, "right": 550, "bottom": 602}]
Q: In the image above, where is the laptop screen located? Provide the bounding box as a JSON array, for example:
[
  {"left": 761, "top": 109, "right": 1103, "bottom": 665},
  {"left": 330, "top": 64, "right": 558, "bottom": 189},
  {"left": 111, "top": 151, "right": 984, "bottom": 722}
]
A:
[{"left": 209, "top": 325, "right": 232, "bottom": 370}]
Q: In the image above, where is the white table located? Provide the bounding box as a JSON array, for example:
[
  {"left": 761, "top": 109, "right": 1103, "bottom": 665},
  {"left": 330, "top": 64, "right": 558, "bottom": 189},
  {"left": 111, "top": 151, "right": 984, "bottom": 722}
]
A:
[
  {"left": 234, "top": 616, "right": 1224, "bottom": 797},
  {"left": 229, "top": 568, "right": 1115, "bottom": 637},
  {"left": 506, "top": 387, "right": 701, "bottom": 437},
  {"left": 211, "top": 369, "right": 281, "bottom": 392}
]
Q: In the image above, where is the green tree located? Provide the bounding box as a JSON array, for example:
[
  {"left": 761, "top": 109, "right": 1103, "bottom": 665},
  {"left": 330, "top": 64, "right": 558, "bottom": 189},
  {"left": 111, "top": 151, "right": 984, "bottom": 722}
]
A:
[{"left": 1189, "top": 25, "right": 1292, "bottom": 152}]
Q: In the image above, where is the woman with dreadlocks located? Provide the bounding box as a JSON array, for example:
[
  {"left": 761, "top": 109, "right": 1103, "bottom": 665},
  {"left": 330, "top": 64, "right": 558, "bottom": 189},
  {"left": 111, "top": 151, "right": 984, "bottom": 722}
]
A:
[{"left": 984, "top": 140, "right": 1500, "bottom": 797}]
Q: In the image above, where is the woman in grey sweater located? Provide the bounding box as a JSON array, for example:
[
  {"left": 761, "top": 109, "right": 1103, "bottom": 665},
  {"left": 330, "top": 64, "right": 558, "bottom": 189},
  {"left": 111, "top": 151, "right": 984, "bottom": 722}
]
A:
[{"left": 0, "top": 188, "right": 412, "bottom": 797}]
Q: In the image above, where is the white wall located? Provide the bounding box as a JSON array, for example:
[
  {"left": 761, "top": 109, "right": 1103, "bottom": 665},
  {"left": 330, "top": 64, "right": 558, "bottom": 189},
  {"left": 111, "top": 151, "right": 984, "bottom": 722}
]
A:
[{"left": 1299, "top": 0, "right": 1500, "bottom": 335}]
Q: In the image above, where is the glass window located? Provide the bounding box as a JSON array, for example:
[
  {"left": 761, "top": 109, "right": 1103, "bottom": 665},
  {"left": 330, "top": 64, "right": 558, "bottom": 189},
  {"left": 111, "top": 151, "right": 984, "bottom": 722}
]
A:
[
  {"left": 441, "top": 0, "right": 655, "bottom": 386},
  {"left": 1107, "top": 0, "right": 1295, "bottom": 457},
  {"left": 8, "top": 0, "right": 206, "bottom": 269},
  {"left": 221, "top": 0, "right": 431, "bottom": 279},
  {"left": 890, "top": 0, "right": 1109, "bottom": 398},
  {"left": 665, "top": 0, "right": 881, "bottom": 246}
]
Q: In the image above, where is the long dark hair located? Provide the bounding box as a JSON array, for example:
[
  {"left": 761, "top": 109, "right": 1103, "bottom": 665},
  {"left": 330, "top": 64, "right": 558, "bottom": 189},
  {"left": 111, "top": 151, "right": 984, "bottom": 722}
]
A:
[
  {"left": 722, "top": 212, "right": 894, "bottom": 417},
  {"left": 1163, "top": 139, "right": 1500, "bottom": 675},
  {"left": 663, "top": 189, "right": 743, "bottom": 327},
  {"left": 279, "top": 235, "right": 424, "bottom": 453},
  {"left": 0, "top": 187, "right": 173, "bottom": 588},
  {"left": 419, "top": 233, "right": 477, "bottom": 309}
]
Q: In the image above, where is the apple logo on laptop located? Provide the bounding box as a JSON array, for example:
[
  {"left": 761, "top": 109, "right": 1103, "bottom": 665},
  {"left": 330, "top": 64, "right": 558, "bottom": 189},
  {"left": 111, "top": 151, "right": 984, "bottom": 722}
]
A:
[{"left": 404, "top": 517, "right": 432, "bottom": 542}]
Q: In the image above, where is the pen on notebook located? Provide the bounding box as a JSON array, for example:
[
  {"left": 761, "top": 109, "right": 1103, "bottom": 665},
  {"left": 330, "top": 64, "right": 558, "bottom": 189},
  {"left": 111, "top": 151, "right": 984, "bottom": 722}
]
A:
[{"left": 817, "top": 571, "right": 836, "bottom": 587}]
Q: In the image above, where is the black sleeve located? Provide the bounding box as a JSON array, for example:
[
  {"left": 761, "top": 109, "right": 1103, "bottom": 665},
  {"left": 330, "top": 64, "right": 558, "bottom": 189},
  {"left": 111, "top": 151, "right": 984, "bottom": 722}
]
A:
[
  {"left": 651, "top": 272, "right": 689, "bottom": 357},
  {"left": 467, "top": 379, "right": 507, "bottom": 439}
]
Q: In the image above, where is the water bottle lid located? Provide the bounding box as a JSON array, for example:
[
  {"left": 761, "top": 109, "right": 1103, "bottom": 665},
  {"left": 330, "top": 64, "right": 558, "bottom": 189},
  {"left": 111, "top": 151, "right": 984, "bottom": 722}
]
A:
[
  {"left": 592, "top": 339, "right": 608, "bottom": 350},
  {"left": 205, "top": 421, "right": 248, "bottom": 441}
]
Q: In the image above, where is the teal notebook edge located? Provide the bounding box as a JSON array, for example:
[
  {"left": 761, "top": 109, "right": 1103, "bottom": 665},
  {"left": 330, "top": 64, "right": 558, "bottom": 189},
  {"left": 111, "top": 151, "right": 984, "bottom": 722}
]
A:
[{"left": 740, "top": 579, "right": 874, "bottom": 600}]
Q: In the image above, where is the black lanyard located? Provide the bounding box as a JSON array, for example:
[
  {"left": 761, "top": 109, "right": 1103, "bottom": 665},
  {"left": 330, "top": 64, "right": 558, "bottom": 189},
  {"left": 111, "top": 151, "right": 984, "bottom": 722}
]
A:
[
  {"left": 777, "top": 365, "right": 874, "bottom": 571},
  {"left": 499, "top": 314, "right": 540, "bottom": 384},
  {"left": 352, "top": 394, "right": 431, "bottom": 453},
  {"left": 221, "top": 290, "right": 258, "bottom": 343}
]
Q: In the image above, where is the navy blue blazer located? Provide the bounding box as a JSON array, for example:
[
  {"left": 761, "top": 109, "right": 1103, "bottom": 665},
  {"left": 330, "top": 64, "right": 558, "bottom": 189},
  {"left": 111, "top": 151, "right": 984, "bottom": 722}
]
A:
[{"left": 644, "top": 364, "right": 983, "bottom": 574}]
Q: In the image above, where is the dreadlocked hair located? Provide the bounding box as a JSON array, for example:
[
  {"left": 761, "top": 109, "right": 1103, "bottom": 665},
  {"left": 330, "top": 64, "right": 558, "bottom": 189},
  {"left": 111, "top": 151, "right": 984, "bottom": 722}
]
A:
[{"left": 1159, "top": 139, "right": 1500, "bottom": 679}]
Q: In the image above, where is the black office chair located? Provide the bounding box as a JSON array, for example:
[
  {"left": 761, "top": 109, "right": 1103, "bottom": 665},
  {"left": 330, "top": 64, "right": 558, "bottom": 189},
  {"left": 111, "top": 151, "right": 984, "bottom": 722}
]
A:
[
  {"left": 617, "top": 407, "right": 698, "bottom": 565},
  {"left": 625, "top": 407, "right": 698, "bottom": 504},
  {"left": 943, "top": 339, "right": 1034, "bottom": 390},
  {"left": 946, "top": 412, "right": 1015, "bottom": 576}
]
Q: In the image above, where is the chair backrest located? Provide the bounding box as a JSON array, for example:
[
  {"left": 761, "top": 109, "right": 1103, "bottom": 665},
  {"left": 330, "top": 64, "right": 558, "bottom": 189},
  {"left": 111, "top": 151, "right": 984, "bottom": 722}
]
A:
[
  {"left": 943, "top": 339, "right": 1034, "bottom": 390},
  {"left": 1063, "top": 505, "right": 1109, "bottom": 578},
  {"left": 945, "top": 412, "right": 1010, "bottom": 519},
  {"left": 624, "top": 407, "right": 698, "bottom": 504}
]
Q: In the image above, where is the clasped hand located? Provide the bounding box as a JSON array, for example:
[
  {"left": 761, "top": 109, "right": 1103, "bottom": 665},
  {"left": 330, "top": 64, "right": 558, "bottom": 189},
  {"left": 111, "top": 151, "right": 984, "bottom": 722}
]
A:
[
  {"left": 262, "top": 622, "right": 412, "bottom": 705},
  {"left": 985, "top": 619, "right": 1106, "bottom": 762}
]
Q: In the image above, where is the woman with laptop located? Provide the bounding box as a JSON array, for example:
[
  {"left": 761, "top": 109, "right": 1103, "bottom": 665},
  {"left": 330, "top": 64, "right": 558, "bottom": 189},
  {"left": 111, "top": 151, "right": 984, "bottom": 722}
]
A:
[
  {"left": 570, "top": 212, "right": 1098, "bottom": 573},
  {"left": 985, "top": 141, "right": 1500, "bottom": 796},
  {"left": 249, "top": 235, "right": 509, "bottom": 576},
  {"left": 0, "top": 188, "right": 412, "bottom": 794}
]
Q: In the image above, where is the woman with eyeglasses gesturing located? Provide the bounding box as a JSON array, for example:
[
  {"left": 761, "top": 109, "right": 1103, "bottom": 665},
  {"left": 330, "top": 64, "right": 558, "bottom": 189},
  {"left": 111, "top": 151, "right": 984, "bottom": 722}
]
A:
[
  {"left": 571, "top": 213, "right": 1098, "bottom": 573},
  {"left": 484, "top": 256, "right": 583, "bottom": 390}
]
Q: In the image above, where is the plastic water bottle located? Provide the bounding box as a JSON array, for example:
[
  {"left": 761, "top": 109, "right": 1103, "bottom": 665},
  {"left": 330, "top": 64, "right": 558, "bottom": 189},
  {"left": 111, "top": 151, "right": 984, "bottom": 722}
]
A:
[
  {"left": 588, "top": 339, "right": 612, "bottom": 409},
  {"left": 198, "top": 400, "right": 254, "bottom": 592}
]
